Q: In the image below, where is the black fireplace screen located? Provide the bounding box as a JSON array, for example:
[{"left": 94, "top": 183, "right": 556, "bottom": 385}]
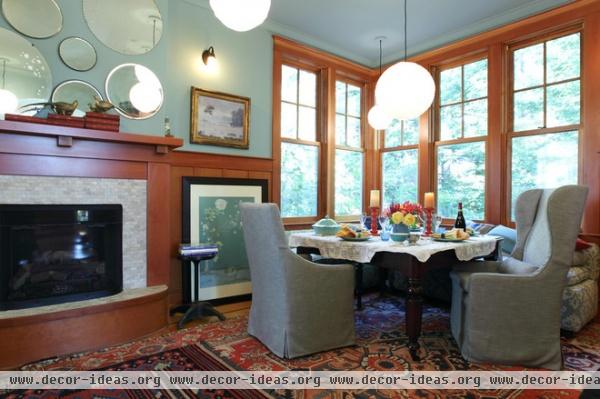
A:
[{"left": 0, "top": 205, "right": 122, "bottom": 310}]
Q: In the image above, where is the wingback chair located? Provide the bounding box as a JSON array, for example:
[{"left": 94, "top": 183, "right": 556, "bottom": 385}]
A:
[
  {"left": 239, "top": 203, "right": 356, "bottom": 358},
  {"left": 450, "top": 185, "right": 588, "bottom": 370}
]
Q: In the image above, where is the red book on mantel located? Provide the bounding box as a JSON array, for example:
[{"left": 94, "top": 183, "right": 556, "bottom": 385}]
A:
[
  {"left": 4, "top": 114, "right": 49, "bottom": 124},
  {"left": 84, "top": 122, "right": 120, "bottom": 132},
  {"left": 44, "top": 119, "right": 87, "bottom": 128},
  {"left": 47, "top": 114, "right": 85, "bottom": 127},
  {"left": 85, "top": 112, "right": 120, "bottom": 121}
]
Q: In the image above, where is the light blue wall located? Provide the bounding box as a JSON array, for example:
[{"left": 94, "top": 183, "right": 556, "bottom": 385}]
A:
[{"left": 0, "top": 0, "right": 273, "bottom": 158}]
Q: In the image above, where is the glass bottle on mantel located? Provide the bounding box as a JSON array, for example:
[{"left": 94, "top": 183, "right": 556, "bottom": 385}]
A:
[{"left": 454, "top": 202, "right": 467, "bottom": 231}]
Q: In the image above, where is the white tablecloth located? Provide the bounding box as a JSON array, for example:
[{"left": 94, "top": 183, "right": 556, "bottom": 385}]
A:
[{"left": 288, "top": 232, "right": 499, "bottom": 263}]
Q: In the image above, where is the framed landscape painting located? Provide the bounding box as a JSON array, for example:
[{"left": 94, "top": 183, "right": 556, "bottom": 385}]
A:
[
  {"left": 190, "top": 87, "right": 250, "bottom": 149},
  {"left": 182, "top": 177, "right": 268, "bottom": 302}
]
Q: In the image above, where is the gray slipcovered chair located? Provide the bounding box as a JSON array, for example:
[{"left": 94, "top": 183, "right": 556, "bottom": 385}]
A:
[
  {"left": 239, "top": 203, "right": 356, "bottom": 358},
  {"left": 450, "top": 185, "right": 588, "bottom": 370}
]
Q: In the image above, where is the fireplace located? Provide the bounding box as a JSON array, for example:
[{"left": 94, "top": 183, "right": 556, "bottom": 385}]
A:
[{"left": 0, "top": 204, "right": 123, "bottom": 310}]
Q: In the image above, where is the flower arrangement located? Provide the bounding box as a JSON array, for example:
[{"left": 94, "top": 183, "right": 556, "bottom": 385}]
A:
[{"left": 384, "top": 201, "right": 423, "bottom": 229}]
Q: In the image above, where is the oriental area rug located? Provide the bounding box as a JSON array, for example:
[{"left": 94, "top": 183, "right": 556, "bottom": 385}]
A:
[{"left": 4, "top": 295, "right": 600, "bottom": 399}]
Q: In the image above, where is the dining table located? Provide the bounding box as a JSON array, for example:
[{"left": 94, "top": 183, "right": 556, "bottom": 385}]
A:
[{"left": 288, "top": 231, "right": 502, "bottom": 360}]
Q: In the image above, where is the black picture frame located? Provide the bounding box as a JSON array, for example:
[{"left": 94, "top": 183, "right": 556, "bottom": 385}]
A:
[{"left": 181, "top": 177, "right": 268, "bottom": 304}]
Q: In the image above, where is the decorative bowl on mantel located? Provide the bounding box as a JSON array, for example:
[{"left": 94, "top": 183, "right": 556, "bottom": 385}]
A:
[{"left": 312, "top": 215, "right": 341, "bottom": 236}]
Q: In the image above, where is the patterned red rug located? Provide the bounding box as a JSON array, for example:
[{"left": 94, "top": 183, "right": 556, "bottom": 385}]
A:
[{"left": 5, "top": 295, "right": 600, "bottom": 398}]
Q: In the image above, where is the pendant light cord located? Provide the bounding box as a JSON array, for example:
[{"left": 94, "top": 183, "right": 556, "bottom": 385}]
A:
[
  {"left": 152, "top": 18, "right": 157, "bottom": 47},
  {"left": 379, "top": 39, "right": 383, "bottom": 76},
  {"left": 404, "top": 0, "right": 407, "bottom": 61},
  {"left": 1, "top": 59, "right": 6, "bottom": 90}
]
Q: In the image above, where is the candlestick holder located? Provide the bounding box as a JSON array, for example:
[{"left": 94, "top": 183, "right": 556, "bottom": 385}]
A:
[
  {"left": 423, "top": 208, "right": 434, "bottom": 237},
  {"left": 370, "top": 206, "right": 379, "bottom": 236}
]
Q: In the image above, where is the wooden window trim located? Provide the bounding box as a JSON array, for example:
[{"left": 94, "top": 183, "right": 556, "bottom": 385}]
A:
[
  {"left": 273, "top": 37, "right": 373, "bottom": 227},
  {"left": 274, "top": 1, "right": 600, "bottom": 237},
  {"left": 433, "top": 55, "right": 490, "bottom": 221},
  {"left": 506, "top": 27, "right": 583, "bottom": 221}
]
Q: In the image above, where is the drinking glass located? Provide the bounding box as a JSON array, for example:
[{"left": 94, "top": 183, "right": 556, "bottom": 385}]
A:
[
  {"left": 380, "top": 224, "right": 392, "bottom": 241},
  {"left": 359, "top": 213, "right": 368, "bottom": 230},
  {"left": 433, "top": 214, "right": 443, "bottom": 233},
  {"left": 378, "top": 215, "right": 389, "bottom": 232}
]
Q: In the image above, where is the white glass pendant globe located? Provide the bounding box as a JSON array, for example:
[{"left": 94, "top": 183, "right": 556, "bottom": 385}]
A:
[
  {"left": 0, "top": 89, "right": 18, "bottom": 115},
  {"left": 129, "top": 82, "right": 162, "bottom": 113},
  {"left": 367, "top": 104, "right": 393, "bottom": 130},
  {"left": 375, "top": 61, "right": 435, "bottom": 120},
  {"left": 209, "top": 0, "right": 271, "bottom": 32}
]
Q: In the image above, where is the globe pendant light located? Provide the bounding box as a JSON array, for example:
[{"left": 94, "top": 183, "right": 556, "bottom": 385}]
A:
[
  {"left": 129, "top": 83, "right": 162, "bottom": 113},
  {"left": 368, "top": 38, "right": 393, "bottom": 130},
  {"left": 209, "top": 0, "right": 271, "bottom": 32},
  {"left": 375, "top": 0, "right": 435, "bottom": 121},
  {"left": 0, "top": 58, "right": 18, "bottom": 116}
]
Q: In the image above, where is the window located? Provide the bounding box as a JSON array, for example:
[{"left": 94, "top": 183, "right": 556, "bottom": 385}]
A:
[
  {"left": 509, "top": 32, "right": 581, "bottom": 218},
  {"left": 382, "top": 118, "right": 419, "bottom": 207},
  {"left": 280, "top": 65, "right": 319, "bottom": 217},
  {"left": 436, "top": 58, "right": 488, "bottom": 220},
  {"left": 334, "top": 81, "right": 363, "bottom": 216}
]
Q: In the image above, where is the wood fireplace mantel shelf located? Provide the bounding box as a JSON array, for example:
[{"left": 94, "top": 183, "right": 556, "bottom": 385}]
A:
[{"left": 0, "top": 120, "right": 183, "bottom": 154}]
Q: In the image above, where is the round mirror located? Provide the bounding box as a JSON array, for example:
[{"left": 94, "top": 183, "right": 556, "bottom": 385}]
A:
[
  {"left": 51, "top": 80, "right": 102, "bottom": 117},
  {"left": 105, "top": 63, "right": 163, "bottom": 119},
  {"left": 2, "top": 0, "right": 63, "bottom": 39},
  {"left": 83, "top": 0, "right": 163, "bottom": 55},
  {"left": 0, "top": 27, "right": 52, "bottom": 116},
  {"left": 58, "top": 37, "right": 97, "bottom": 72}
]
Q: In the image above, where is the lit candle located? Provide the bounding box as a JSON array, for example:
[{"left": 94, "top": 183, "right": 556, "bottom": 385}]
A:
[
  {"left": 369, "top": 190, "right": 380, "bottom": 208},
  {"left": 424, "top": 192, "right": 435, "bottom": 209}
]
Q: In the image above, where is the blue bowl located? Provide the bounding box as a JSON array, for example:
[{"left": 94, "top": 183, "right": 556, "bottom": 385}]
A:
[{"left": 390, "top": 232, "right": 408, "bottom": 242}]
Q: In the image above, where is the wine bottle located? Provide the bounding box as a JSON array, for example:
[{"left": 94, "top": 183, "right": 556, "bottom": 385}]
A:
[{"left": 454, "top": 202, "right": 466, "bottom": 231}]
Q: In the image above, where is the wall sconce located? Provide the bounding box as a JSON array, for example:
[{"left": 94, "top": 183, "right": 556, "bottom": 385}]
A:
[{"left": 202, "top": 46, "right": 218, "bottom": 73}]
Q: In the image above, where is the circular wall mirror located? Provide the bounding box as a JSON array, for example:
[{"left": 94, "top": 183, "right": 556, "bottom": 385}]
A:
[
  {"left": 83, "top": 0, "right": 163, "bottom": 55},
  {"left": 0, "top": 28, "right": 52, "bottom": 116},
  {"left": 51, "top": 80, "right": 102, "bottom": 117},
  {"left": 105, "top": 63, "right": 163, "bottom": 119},
  {"left": 2, "top": 0, "right": 63, "bottom": 39},
  {"left": 58, "top": 37, "right": 97, "bottom": 72}
]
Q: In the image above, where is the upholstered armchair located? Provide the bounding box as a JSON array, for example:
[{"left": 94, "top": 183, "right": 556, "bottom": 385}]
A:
[
  {"left": 449, "top": 185, "right": 588, "bottom": 370},
  {"left": 239, "top": 203, "right": 356, "bottom": 359}
]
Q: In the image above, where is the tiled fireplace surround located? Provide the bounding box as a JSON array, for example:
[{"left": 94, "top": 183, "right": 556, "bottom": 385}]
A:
[{"left": 0, "top": 175, "right": 148, "bottom": 290}]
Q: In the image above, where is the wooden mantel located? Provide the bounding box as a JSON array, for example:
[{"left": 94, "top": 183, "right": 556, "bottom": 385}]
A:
[{"left": 0, "top": 120, "right": 183, "bottom": 154}]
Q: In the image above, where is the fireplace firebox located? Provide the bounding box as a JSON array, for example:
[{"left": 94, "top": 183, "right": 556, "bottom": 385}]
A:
[{"left": 0, "top": 205, "right": 123, "bottom": 310}]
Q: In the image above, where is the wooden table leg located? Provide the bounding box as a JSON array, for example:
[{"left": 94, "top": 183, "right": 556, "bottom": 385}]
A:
[
  {"left": 354, "top": 263, "right": 363, "bottom": 310},
  {"left": 406, "top": 276, "right": 423, "bottom": 360}
]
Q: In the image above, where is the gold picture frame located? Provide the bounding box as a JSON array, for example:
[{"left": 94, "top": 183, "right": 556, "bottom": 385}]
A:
[{"left": 190, "top": 87, "right": 250, "bottom": 149}]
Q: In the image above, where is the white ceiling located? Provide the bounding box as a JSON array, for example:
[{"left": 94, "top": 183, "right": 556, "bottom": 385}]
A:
[{"left": 263, "top": 0, "right": 573, "bottom": 67}]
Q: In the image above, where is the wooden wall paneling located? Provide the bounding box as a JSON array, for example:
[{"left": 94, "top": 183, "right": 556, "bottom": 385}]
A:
[
  {"left": 147, "top": 162, "right": 171, "bottom": 286},
  {"left": 195, "top": 167, "right": 223, "bottom": 177},
  {"left": 169, "top": 166, "right": 194, "bottom": 306},
  {"left": 486, "top": 43, "right": 504, "bottom": 225},
  {"left": 222, "top": 169, "right": 250, "bottom": 179},
  {"left": 418, "top": 95, "right": 433, "bottom": 204},
  {"left": 249, "top": 171, "right": 273, "bottom": 201},
  {"left": 0, "top": 131, "right": 180, "bottom": 165},
  {"left": 363, "top": 80, "right": 378, "bottom": 211},
  {"left": 167, "top": 151, "right": 272, "bottom": 172},
  {"left": 324, "top": 68, "right": 336, "bottom": 217},
  {"left": 0, "top": 288, "right": 168, "bottom": 370},
  {"left": 0, "top": 153, "right": 147, "bottom": 180},
  {"left": 272, "top": 45, "right": 283, "bottom": 207},
  {"left": 582, "top": 11, "right": 600, "bottom": 236}
]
